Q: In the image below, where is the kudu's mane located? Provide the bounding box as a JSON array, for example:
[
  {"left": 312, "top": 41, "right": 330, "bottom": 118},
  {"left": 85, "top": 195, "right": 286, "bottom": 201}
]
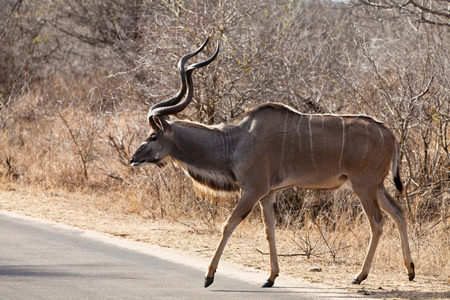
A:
[{"left": 185, "top": 164, "right": 240, "bottom": 193}]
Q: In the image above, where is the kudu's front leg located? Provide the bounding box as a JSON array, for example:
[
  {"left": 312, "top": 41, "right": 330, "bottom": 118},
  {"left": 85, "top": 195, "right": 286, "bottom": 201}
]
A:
[
  {"left": 204, "top": 190, "right": 265, "bottom": 288},
  {"left": 259, "top": 192, "right": 279, "bottom": 287}
]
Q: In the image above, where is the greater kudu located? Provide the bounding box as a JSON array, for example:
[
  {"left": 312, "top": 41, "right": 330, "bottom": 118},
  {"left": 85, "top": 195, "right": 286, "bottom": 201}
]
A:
[{"left": 130, "top": 39, "right": 415, "bottom": 288}]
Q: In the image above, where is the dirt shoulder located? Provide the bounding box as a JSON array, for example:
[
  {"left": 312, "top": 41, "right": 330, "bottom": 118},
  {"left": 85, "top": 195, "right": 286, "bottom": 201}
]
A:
[{"left": 0, "top": 184, "right": 448, "bottom": 299}]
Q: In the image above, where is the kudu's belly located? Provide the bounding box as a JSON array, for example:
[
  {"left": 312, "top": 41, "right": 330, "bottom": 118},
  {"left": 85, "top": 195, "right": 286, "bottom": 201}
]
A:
[{"left": 271, "top": 172, "right": 349, "bottom": 191}]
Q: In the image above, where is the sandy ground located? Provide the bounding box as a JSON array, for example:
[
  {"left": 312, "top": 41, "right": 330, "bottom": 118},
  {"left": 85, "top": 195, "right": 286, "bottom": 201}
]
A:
[{"left": 0, "top": 184, "right": 449, "bottom": 299}]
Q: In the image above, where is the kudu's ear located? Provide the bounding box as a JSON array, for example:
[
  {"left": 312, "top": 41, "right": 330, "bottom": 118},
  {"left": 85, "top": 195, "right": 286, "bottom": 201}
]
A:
[{"left": 150, "top": 115, "right": 172, "bottom": 134}]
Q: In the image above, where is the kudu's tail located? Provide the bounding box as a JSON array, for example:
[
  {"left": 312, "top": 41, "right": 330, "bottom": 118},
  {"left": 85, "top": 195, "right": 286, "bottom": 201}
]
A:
[{"left": 392, "top": 140, "right": 405, "bottom": 196}]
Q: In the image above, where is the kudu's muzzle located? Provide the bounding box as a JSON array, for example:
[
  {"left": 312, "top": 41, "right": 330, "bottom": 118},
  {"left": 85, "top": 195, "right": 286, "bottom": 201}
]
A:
[{"left": 130, "top": 142, "right": 148, "bottom": 167}]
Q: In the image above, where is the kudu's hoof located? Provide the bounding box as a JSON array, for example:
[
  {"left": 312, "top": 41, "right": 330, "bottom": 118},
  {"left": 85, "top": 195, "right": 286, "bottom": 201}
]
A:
[
  {"left": 351, "top": 274, "right": 367, "bottom": 285},
  {"left": 408, "top": 262, "right": 415, "bottom": 281},
  {"left": 204, "top": 277, "right": 214, "bottom": 288},
  {"left": 260, "top": 280, "right": 274, "bottom": 288}
]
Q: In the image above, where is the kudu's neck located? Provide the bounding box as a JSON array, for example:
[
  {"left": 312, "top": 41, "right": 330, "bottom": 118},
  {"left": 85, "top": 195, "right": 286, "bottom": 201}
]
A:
[
  {"left": 168, "top": 120, "right": 242, "bottom": 193},
  {"left": 169, "top": 121, "right": 239, "bottom": 171}
]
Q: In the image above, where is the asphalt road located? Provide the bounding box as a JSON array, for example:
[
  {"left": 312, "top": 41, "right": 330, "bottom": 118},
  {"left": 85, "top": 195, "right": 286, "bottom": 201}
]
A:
[{"left": 0, "top": 211, "right": 332, "bottom": 300}]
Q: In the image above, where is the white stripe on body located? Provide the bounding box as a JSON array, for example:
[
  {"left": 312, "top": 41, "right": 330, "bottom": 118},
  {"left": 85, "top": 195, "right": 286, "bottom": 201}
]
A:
[
  {"left": 308, "top": 115, "right": 318, "bottom": 171},
  {"left": 338, "top": 116, "right": 345, "bottom": 172}
]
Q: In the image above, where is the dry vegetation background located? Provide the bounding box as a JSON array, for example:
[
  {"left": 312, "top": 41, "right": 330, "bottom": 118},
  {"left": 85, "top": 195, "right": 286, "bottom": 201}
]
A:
[{"left": 0, "top": 0, "right": 449, "bottom": 294}]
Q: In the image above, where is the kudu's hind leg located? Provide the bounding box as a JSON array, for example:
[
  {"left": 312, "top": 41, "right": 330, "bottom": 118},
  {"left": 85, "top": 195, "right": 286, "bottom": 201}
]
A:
[
  {"left": 377, "top": 183, "right": 415, "bottom": 281},
  {"left": 259, "top": 192, "right": 279, "bottom": 287},
  {"left": 352, "top": 184, "right": 385, "bottom": 284}
]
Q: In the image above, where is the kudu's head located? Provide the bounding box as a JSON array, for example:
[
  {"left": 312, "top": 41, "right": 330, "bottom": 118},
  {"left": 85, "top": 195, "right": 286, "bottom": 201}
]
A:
[{"left": 130, "top": 38, "right": 220, "bottom": 167}]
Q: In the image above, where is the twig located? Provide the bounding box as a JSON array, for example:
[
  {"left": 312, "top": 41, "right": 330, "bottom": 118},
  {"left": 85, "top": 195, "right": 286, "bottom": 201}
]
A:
[
  {"left": 173, "top": 220, "right": 201, "bottom": 234},
  {"left": 57, "top": 111, "right": 89, "bottom": 181},
  {"left": 255, "top": 248, "right": 307, "bottom": 257},
  {"left": 106, "top": 173, "right": 131, "bottom": 185},
  {"left": 419, "top": 215, "right": 450, "bottom": 237},
  {"left": 106, "top": 65, "right": 142, "bottom": 78}
]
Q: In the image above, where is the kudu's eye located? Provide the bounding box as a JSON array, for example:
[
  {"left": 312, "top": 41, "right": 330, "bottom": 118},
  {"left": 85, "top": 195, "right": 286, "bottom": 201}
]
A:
[{"left": 149, "top": 134, "right": 157, "bottom": 142}]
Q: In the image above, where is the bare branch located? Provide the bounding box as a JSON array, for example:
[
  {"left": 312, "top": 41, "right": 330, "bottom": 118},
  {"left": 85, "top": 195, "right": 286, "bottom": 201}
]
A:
[{"left": 357, "top": 0, "right": 450, "bottom": 27}]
